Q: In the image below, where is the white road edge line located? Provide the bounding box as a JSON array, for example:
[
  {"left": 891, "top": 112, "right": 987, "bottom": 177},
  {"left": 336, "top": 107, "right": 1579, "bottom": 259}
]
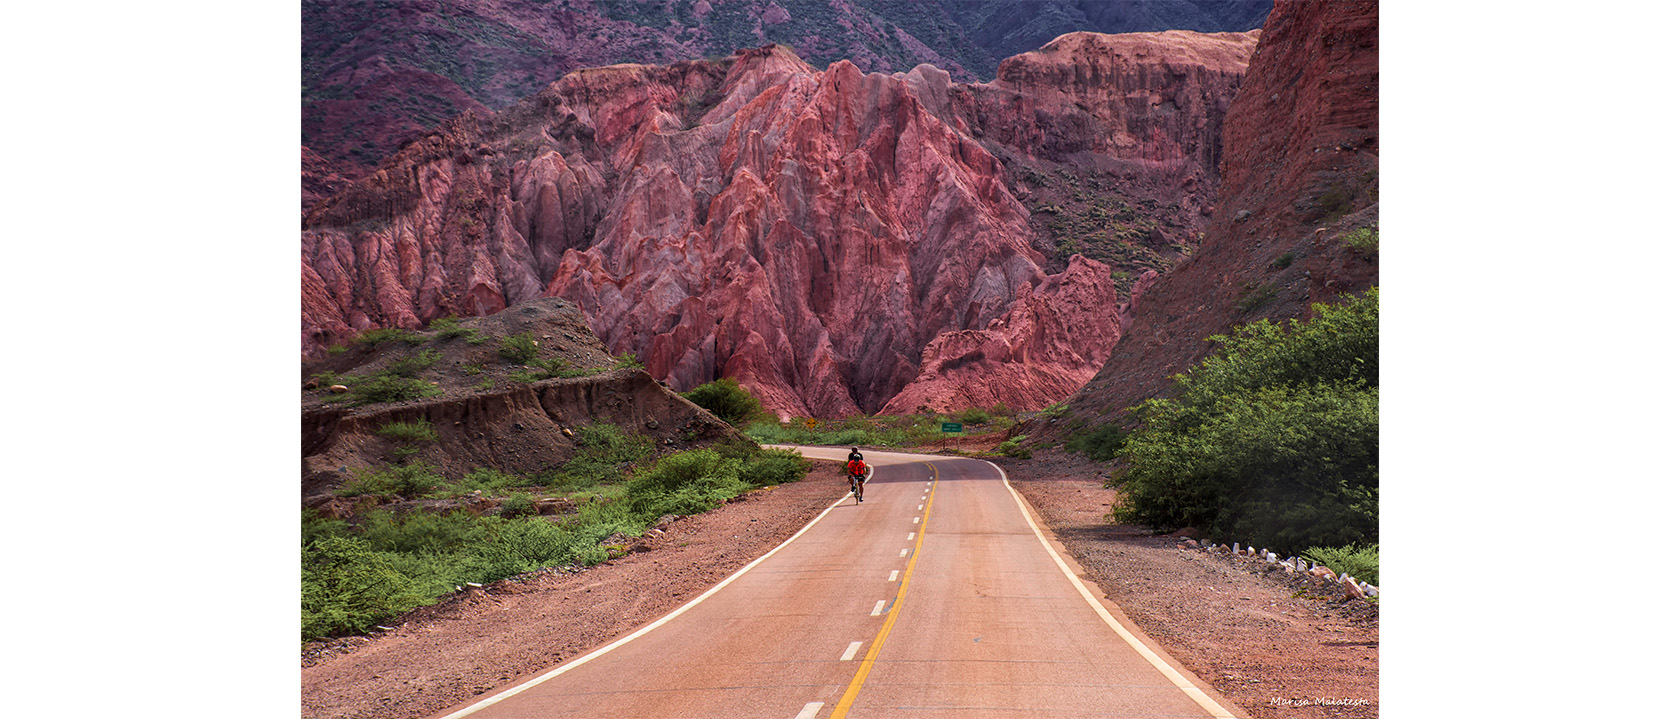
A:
[
  {"left": 434, "top": 488, "right": 858, "bottom": 718},
  {"left": 796, "top": 701, "right": 825, "bottom": 719},
  {"left": 988, "top": 459, "right": 1240, "bottom": 719},
  {"left": 870, "top": 600, "right": 887, "bottom": 616},
  {"left": 841, "top": 641, "right": 863, "bottom": 661}
]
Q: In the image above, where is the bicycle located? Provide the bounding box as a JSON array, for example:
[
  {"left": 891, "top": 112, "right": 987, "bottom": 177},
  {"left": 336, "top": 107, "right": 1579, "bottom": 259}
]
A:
[{"left": 849, "top": 472, "right": 864, "bottom": 504}]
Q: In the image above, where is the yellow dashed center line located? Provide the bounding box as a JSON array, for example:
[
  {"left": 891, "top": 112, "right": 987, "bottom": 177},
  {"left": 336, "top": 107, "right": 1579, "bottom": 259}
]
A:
[{"left": 829, "top": 462, "right": 938, "bottom": 718}]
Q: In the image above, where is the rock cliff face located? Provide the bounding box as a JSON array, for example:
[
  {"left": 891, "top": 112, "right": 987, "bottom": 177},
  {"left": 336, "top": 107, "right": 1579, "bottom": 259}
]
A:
[
  {"left": 1046, "top": 0, "right": 1377, "bottom": 432},
  {"left": 303, "top": 31, "right": 1260, "bottom": 418},
  {"left": 301, "top": 0, "right": 1269, "bottom": 207}
]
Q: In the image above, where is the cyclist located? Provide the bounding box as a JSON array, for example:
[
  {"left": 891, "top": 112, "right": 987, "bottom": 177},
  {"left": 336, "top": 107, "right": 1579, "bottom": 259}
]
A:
[
  {"left": 847, "top": 446, "right": 863, "bottom": 464},
  {"left": 845, "top": 455, "right": 867, "bottom": 503}
]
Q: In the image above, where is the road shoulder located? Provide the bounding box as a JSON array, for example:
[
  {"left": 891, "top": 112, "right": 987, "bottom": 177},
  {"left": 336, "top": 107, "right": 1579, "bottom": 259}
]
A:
[{"left": 997, "top": 449, "right": 1378, "bottom": 719}]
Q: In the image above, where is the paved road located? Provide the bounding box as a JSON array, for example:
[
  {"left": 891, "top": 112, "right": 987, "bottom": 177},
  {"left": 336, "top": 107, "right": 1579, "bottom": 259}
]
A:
[{"left": 430, "top": 447, "right": 1242, "bottom": 719}]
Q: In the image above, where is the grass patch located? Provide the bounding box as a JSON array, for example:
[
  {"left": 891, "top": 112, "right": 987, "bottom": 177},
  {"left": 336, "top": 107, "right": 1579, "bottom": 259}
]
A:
[
  {"left": 351, "top": 374, "right": 442, "bottom": 405},
  {"left": 303, "top": 441, "right": 811, "bottom": 642},
  {"left": 355, "top": 327, "right": 425, "bottom": 346},
  {"left": 498, "top": 332, "right": 540, "bottom": 364},
  {"left": 1271, "top": 251, "right": 1295, "bottom": 270},
  {"left": 336, "top": 462, "right": 445, "bottom": 497},
  {"left": 427, "top": 315, "right": 485, "bottom": 343},
  {"left": 1342, "top": 226, "right": 1378, "bottom": 256},
  {"left": 375, "top": 419, "right": 437, "bottom": 443},
  {"left": 1302, "top": 544, "right": 1379, "bottom": 586},
  {"left": 1236, "top": 282, "right": 1280, "bottom": 313}
]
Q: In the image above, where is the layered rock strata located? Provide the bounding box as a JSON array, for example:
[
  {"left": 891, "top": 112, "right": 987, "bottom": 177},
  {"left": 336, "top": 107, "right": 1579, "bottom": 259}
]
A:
[
  {"left": 1047, "top": 0, "right": 1378, "bottom": 431},
  {"left": 304, "top": 31, "right": 1261, "bottom": 417}
]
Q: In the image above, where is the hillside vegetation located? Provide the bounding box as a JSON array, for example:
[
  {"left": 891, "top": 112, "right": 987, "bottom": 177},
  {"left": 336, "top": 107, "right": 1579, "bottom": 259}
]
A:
[
  {"left": 1105, "top": 288, "right": 1377, "bottom": 555},
  {"left": 302, "top": 426, "right": 808, "bottom": 642}
]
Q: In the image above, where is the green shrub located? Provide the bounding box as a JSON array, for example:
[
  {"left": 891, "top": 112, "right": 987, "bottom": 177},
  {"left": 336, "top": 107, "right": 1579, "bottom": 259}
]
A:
[
  {"left": 543, "top": 423, "right": 654, "bottom": 490},
  {"left": 375, "top": 419, "right": 437, "bottom": 443},
  {"left": 301, "top": 536, "right": 421, "bottom": 640},
  {"left": 998, "top": 436, "right": 1031, "bottom": 459},
  {"left": 989, "top": 402, "right": 1013, "bottom": 417},
  {"left": 956, "top": 407, "right": 991, "bottom": 425},
  {"left": 355, "top": 327, "right": 424, "bottom": 346},
  {"left": 739, "top": 448, "right": 808, "bottom": 487},
  {"left": 1302, "top": 543, "right": 1379, "bottom": 586},
  {"left": 624, "top": 450, "right": 748, "bottom": 519},
  {"left": 512, "top": 357, "right": 591, "bottom": 383},
  {"left": 451, "top": 467, "right": 524, "bottom": 495},
  {"left": 1236, "top": 282, "right": 1279, "bottom": 313},
  {"left": 499, "top": 332, "right": 540, "bottom": 364},
  {"left": 384, "top": 349, "right": 440, "bottom": 377},
  {"left": 1271, "top": 251, "right": 1295, "bottom": 270},
  {"left": 1066, "top": 423, "right": 1126, "bottom": 462},
  {"left": 427, "top": 316, "right": 483, "bottom": 342},
  {"left": 326, "top": 344, "right": 348, "bottom": 355},
  {"left": 351, "top": 374, "right": 441, "bottom": 405},
  {"left": 499, "top": 492, "right": 536, "bottom": 517},
  {"left": 1111, "top": 289, "right": 1378, "bottom": 555},
  {"left": 1343, "top": 226, "right": 1378, "bottom": 255},
  {"left": 336, "top": 462, "right": 445, "bottom": 497},
  {"left": 683, "top": 377, "right": 764, "bottom": 425},
  {"left": 612, "top": 352, "right": 644, "bottom": 370}
]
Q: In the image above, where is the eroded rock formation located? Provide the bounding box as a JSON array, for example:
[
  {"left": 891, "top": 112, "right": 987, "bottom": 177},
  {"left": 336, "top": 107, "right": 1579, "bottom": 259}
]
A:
[
  {"left": 303, "top": 31, "right": 1261, "bottom": 417},
  {"left": 1046, "top": 0, "right": 1378, "bottom": 432}
]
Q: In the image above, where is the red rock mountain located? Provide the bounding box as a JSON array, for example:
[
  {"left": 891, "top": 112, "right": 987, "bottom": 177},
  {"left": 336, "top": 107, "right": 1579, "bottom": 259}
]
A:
[
  {"left": 301, "top": 0, "right": 1269, "bottom": 205},
  {"left": 303, "top": 31, "right": 1259, "bottom": 418},
  {"left": 1043, "top": 0, "right": 1378, "bottom": 433}
]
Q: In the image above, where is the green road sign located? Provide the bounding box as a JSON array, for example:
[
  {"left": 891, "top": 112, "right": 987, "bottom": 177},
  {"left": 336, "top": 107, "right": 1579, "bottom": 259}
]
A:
[{"left": 941, "top": 422, "right": 962, "bottom": 433}]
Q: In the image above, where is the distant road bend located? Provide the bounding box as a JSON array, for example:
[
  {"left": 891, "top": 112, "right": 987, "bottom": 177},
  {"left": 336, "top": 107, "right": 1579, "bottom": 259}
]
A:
[{"left": 430, "top": 447, "right": 1243, "bottom": 719}]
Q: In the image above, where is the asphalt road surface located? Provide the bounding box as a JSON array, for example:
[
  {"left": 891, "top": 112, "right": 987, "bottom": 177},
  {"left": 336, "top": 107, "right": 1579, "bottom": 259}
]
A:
[{"left": 429, "top": 447, "right": 1243, "bottom": 719}]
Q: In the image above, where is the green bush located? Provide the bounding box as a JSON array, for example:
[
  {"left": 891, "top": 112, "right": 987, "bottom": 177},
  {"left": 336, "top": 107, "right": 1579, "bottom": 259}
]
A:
[
  {"left": 544, "top": 423, "right": 654, "bottom": 491},
  {"left": 499, "top": 332, "right": 540, "bottom": 364},
  {"left": 1112, "top": 289, "right": 1378, "bottom": 555},
  {"left": 512, "top": 357, "right": 590, "bottom": 382},
  {"left": 427, "top": 316, "right": 483, "bottom": 342},
  {"left": 336, "top": 462, "right": 445, "bottom": 497},
  {"left": 354, "top": 327, "right": 425, "bottom": 346},
  {"left": 499, "top": 492, "right": 536, "bottom": 517},
  {"left": 1066, "top": 423, "right": 1126, "bottom": 462},
  {"left": 956, "top": 407, "right": 991, "bottom": 425},
  {"left": 375, "top": 419, "right": 437, "bottom": 443},
  {"left": 998, "top": 436, "right": 1031, "bottom": 459},
  {"left": 1343, "top": 226, "right": 1378, "bottom": 255},
  {"left": 739, "top": 448, "right": 809, "bottom": 487},
  {"left": 351, "top": 374, "right": 441, "bottom": 405},
  {"left": 301, "top": 536, "right": 421, "bottom": 640},
  {"left": 1302, "top": 544, "right": 1379, "bottom": 586},
  {"left": 624, "top": 450, "right": 749, "bottom": 519},
  {"left": 612, "top": 352, "right": 644, "bottom": 370},
  {"left": 989, "top": 402, "right": 1013, "bottom": 417},
  {"left": 683, "top": 377, "right": 764, "bottom": 425},
  {"left": 385, "top": 349, "right": 441, "bottom": 378}
]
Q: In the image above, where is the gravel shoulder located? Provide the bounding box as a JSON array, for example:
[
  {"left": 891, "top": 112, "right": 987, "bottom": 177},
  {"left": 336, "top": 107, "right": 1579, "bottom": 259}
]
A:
[{"left": 997, "top": 448, "right": 1378, "bottom": 719}]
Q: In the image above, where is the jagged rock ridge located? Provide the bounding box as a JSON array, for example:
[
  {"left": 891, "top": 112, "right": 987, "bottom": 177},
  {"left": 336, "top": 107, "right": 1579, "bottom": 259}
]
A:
[{"left": 303, "top": 31, "right": 1260, "bottom": 418}]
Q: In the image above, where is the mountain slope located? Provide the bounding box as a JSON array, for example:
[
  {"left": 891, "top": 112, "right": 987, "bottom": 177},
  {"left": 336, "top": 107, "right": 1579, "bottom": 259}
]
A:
[
  {"left": 302, "top": 31, "right": 1259, "bottom": 418},
  {"left": 1040, "top": 0, "right": 1378, "bottom": 437}
]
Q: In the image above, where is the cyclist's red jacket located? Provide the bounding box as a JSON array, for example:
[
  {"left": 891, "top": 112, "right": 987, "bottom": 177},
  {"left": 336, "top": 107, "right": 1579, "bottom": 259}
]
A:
[{"left": 846, "top": 459, "right": 867, "bottom": 476}]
